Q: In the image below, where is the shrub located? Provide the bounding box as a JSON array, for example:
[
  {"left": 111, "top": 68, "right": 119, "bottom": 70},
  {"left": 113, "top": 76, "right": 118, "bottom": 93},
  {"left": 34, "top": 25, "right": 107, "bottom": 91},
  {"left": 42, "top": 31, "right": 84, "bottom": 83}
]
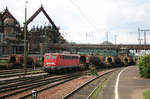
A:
[
  {"left": 144, "top": 89, "right": 150, "bottom": 99},
  {"left": 88, "top": 64, "right": 98, "bottom": 76},
  {"left": 137, "top": 54, "right": 150, "bottom": 78}
]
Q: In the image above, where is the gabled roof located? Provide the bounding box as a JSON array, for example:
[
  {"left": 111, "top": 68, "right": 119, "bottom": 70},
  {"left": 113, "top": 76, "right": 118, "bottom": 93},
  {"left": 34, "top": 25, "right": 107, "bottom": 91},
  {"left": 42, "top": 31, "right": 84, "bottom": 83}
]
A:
[
  {"left": 2, "top": 7, "right": 19, "bottom": 24},
  {"left": 26, "top": 5, "right": 58, "bottom": 30},
  {"left": 0, "top": 13, "right": 2, "bottom": 17}
]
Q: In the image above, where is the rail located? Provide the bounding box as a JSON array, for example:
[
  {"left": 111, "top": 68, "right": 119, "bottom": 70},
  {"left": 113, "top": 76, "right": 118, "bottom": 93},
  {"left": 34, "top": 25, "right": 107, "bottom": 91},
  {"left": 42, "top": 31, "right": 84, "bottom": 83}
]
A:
[{"left": 63, "top": 69, "right": 117, "bottom": 99}]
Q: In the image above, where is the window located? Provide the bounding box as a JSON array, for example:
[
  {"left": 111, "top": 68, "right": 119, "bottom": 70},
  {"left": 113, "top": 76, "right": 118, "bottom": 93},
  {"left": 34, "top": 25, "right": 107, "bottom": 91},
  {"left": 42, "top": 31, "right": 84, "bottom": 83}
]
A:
[
  {"left": 52, "top": 55, "right": 56, "bottom": 59},
  {"left": 72, "top": 56, "right": 78, "bottom": 59},
  {"left": 61, "top": 55, "right": 78, "bottom": 59},
  {"left": 46, "top": 55, "right": 50, "bottom": 59}
]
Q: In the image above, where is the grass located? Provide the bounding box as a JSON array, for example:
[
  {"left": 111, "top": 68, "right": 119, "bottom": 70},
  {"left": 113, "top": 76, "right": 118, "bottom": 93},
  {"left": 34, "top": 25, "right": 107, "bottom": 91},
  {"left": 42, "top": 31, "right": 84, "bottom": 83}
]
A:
[
  {"left": 0, "top": 59, "right": 8, "bottom": 63},
  {"left": 27, "top": 70, "right": 43, "bottom": 74},
  {"left": 0, "top": 63, "right": 7, "bottom": 66},
  {"left": 144, "top": 89, "right": 150, "bottom": 99},
  {"left": 89, "top": 79, "right": 106, "bottom": 99},
  {"left": 0, "top": 59, "right": 8, "bottom": 68},
  {"left": 105, "top": 62, "right": 112, "bottom": 67}
]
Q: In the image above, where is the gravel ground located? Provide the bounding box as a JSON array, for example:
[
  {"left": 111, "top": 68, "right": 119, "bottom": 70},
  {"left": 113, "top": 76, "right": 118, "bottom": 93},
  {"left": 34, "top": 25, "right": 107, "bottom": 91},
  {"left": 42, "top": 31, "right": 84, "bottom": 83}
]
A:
[{"left": 25, "top": 70, "right": 112, "bottom": 99}]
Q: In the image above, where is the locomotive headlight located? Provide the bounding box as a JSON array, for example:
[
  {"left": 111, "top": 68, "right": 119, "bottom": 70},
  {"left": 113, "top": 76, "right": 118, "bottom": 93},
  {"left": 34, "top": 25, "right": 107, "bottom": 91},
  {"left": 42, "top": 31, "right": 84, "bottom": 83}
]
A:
[
  {"left": 46, "top": 62, "right": 50, "bottom": 65},
  {"left": 46, "top": 62, "right": 55, "bottom": 65},
  {"left": 50, "top": 62, "right": 55, "bottom": 65}
]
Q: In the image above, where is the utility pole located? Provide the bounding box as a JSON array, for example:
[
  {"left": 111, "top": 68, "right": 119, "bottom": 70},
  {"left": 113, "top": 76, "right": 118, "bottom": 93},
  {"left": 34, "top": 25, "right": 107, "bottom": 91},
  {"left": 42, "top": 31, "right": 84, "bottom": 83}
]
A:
[
  {"left": 114, "top": 35, "right": 117, "bottom": 45},
  {"left": 138, "top": 27, "right": 141, "bottom": 45},
  {"left": 24, "top": 1, "right": 28, "bottom": 74},
  {"left": 139, "top": 28, "right": 150, "bottom": 55},
  {"left": 106, "top": 32, "right": 108, "bottom": 43},
  {"left": 138, "top": 27, "right": 141, "bottom": 57}
]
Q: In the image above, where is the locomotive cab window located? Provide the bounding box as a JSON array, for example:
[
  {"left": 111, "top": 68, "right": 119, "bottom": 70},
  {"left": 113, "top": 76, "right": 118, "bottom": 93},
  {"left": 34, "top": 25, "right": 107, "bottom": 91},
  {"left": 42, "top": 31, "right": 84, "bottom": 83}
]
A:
[
  {"left": 52, "top": 55, "right": 56, "bottom": 59},
  {"left": 46, "top": 55, "right": 50, "bottom": 59}
]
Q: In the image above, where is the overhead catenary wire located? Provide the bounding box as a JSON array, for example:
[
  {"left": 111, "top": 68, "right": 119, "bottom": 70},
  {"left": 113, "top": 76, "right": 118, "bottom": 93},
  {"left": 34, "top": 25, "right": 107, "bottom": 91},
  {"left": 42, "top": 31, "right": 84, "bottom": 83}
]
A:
[{"left": 69, "top": 0, "right": 98, "bottom": 36}]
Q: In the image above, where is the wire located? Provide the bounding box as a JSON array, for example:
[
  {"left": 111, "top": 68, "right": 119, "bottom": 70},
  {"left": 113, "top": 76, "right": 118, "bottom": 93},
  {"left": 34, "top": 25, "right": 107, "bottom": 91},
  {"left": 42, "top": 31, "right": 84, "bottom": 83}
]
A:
[{"left": 69, "top": 0, "right": 98, "bottom": 35}]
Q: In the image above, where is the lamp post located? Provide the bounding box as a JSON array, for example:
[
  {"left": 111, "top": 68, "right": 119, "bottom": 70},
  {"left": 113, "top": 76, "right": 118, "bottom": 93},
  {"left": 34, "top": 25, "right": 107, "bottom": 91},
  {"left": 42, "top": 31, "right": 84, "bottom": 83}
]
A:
[{"left": 24, "top": 1, "right": 28, "bottom": 74}]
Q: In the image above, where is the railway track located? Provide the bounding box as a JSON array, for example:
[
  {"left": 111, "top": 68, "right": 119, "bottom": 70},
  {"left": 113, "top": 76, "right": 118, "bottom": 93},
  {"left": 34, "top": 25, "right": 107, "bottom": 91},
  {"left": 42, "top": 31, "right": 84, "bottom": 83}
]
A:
[
  {"left": 63, "top": 68, "right": 120, "bottom": 99},
  {"left": 0, "top": 71, "right": 85, "bottom": 99},
  {"left": 0, "top": 68, "right": 41, "bottom": 74},
  {"left": 0, "top": 74, "right": 51, "bottom": 90},
  {"left": 0, "top": 68, "right": 44, "bottom": 78},
  {"left": 0, "top": 69, "right": 22, "bottom": 74}
]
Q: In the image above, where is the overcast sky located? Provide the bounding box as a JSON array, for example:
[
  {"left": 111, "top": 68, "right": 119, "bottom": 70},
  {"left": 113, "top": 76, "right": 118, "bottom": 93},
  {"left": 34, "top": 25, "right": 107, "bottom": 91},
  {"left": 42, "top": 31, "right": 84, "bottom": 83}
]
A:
[{"left": 1, "top": 0, "right": 150, "bottom": 44}]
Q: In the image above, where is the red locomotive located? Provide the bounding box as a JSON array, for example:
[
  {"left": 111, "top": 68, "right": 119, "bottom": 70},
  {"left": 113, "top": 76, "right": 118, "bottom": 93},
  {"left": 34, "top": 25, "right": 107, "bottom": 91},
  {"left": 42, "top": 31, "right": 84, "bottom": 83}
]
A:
[{"left": 43, "top": 53, "right": 80, "bottom": 72}]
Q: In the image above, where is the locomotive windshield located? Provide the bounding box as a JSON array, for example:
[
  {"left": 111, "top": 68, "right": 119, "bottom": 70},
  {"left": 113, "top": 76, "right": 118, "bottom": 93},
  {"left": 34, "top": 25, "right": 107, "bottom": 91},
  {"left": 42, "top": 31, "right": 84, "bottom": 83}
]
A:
[
  {"left": 46, "top": 55, "right": 50, "bottom": 59},
  {"left": 52, "top": 55, "right": 56, "bottom": 59},
  {"left": 45, "top": 55, "right": 56, "bottom": 59}
]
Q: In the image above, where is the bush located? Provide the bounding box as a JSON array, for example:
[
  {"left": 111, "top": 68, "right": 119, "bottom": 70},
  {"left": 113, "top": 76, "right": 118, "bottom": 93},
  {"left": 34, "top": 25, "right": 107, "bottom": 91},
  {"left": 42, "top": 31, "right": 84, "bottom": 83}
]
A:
[
  {"left": 144, "top": 89, "right": 150, "bottom": 99},
  {"left": 137, "top": 54, "right": 150, "bottom": 78},
  {"left": 88, "top": 65, "right": 98, "bottom": 76}
]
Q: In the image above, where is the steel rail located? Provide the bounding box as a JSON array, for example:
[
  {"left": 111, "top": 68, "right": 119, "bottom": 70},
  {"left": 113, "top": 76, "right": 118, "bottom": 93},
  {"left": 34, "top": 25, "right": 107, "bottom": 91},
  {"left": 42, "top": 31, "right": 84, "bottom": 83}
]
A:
[
  {"left": 0, "top": 74, "right": 55, "bottom": 92},
  {"left": 19, "top": 75, "right": 81, "bottom": 99},
  {"left": 86, "top": 79, "right": 106, "bottom": 99},
  {"left": 0, "top": 73, "right": 82, "bottom": 98},
  {"left": 0, "top": 73, "right": 48, "bottom": 85},
  {"left": 62, "top": 69, "right": 117, "bottom": 99}
]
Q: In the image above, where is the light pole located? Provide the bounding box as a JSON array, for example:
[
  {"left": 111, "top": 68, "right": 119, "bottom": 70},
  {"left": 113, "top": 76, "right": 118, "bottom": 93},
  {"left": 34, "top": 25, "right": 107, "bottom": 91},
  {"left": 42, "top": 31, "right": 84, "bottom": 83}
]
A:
[{"left": 24, "top": 1, "right": 28, "bottom": 74}]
